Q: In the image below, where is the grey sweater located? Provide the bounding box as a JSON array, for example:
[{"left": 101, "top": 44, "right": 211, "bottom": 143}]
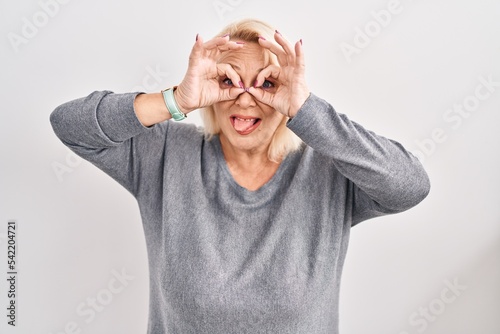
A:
[{"left": 50, "top": 91, "right": 430, "bottom": 334}]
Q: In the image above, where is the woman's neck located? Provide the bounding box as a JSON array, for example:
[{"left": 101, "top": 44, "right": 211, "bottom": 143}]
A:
[{"left": 219, "top": 135, "right": 281, "bottom": 191}]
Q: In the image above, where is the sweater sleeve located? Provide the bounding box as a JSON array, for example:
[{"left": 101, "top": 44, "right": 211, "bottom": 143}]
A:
[
  {"left": 50, "top": 90, "right": 162, "bottom": 196},
  {"left": 287, "top": 94, "right": 430, "bottom": 225}
]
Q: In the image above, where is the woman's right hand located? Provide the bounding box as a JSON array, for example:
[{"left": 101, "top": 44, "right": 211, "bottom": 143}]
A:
[{"left": 174, "top": 35, "right": 245, "bottom": 113}]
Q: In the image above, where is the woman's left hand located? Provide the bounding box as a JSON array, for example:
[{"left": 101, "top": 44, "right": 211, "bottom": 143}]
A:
[{"left": 248, "top": 31, "right": 310, "bottom": 118}]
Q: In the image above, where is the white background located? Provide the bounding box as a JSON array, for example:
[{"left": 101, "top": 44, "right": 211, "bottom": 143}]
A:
[{"left": 1, "top": 0, "right": 499, "bottom": 333}]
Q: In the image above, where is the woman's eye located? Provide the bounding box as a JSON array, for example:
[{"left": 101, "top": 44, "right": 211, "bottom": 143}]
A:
[
  {"left": 262, "top": 80, "right": 274, "bottom": 89},
  {"left": 222, "top": 78, "right": 233, "bottom": 86}
]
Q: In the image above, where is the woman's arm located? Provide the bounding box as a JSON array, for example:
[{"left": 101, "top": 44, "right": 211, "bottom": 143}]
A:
[
  {"left": 134, "top": 92, "right": 171, "bottom": 127},
  {"left": 50, "top": 90, "right": 162, "bottom": 195},
  {"left": 250, "top": 31, "right": 429, "bottom": 223},
  {"left": 50, "top": 35, "right": 245, "bottom": 194},
  {"left": 287, "top": 94, "right": 430, "bottom": 223},
  {"left": 134, "top": 32, "right": 248, "bottom": 127}
]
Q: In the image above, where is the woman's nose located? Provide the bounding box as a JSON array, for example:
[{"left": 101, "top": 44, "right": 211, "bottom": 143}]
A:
[{"left": 235, "top": 89, "right": 256, "bottom": 108}]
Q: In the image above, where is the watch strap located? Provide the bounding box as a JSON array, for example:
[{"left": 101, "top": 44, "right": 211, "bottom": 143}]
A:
[{"left": 161, "top": 86, "right": 186, "bottom": 121}]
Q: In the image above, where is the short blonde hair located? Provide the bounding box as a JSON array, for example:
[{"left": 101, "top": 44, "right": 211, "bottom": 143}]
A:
[{"left": 201, "top": 18, "right": 303, "bottom": 163}]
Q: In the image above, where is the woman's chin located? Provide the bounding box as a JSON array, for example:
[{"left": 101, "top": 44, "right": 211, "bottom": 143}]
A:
[{"left": 220, "top": 132, "right": 270, "bottom": 155}]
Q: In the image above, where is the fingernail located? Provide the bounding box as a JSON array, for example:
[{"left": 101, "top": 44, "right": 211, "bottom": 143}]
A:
[
  {"left": 222, "top": 33, "right": 230, "bottom": 38},
  {"left": 300, "top": 39, "right": 303, "bottom": 45},
  {"left": 245, "top": 88, "right": 250, "bottom": 93},
  {"left": 258, "top": 36, "right": 266, "bottom": 41},
  {"left": 239, "top": 81, "right": 244, "bottom": 89},
  {"left": 236, "top": 41, "right": 245, "bottom": 45},
  {"left": 196, "top": 33, "right": 199, "bottom": 41},
  {"left": 253, "top": 80, "right": 258, "bottom": 88},
  {"left": 275, "top": 30, "right": 281, "bottom": 35}
]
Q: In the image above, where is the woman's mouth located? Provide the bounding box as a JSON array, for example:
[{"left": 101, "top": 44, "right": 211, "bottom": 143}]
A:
[{"left": 230, "top": 116, "right": 262, "bottom": 135}]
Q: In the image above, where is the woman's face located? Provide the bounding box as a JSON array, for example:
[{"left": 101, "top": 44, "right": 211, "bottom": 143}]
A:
[{"left": 213, "top": 42, "right": 285, "bottom": 156}]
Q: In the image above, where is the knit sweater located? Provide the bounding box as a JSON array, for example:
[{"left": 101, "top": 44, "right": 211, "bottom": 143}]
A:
[{"left": 50, "top": 91, "right": 430, "bottom": 334}]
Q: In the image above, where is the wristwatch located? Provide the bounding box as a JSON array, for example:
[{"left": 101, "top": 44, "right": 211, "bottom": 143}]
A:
[{"left": 161, "top": 86, "right": 187, "bottom": 121}]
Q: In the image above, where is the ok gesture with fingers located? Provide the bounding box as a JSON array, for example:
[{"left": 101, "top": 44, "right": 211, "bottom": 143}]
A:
[
  {"left": 248, "top": 31, "right": 310, "bottom": 118},
  {"left": 174, "top": 34, "right": 245, "bottom": 113}
]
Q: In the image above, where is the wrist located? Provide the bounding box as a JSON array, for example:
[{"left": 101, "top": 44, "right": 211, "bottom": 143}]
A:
[
  {"left": 173, "top": 85, "right": 196, "bottom": 114},
  {"left": 288, "top": 91, "right": 311, "bottom": 118},
  {"left": 161, "top": 87, "right": 187, "bottom": 121},
  {"left": 173, "top": 88, "right": 187, "bottom": 113}
]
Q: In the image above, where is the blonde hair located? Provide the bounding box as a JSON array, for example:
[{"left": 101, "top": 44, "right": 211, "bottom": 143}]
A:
[{"left": 201, "top": 18, "right": 303, "bottom": 163}]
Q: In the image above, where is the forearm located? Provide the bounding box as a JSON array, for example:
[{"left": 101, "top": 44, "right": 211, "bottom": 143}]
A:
[{"left": 134, "top": 92, "right": 171, "bottom": 127}]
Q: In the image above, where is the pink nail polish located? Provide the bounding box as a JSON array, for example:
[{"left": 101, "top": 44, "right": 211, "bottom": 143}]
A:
[
  {"left": 300, "top": 39, "right": 303, "bottom": 45},
  {"left": 258, "top": 36, "right": 266, "bottom": 41},
  {"left": 196, "top": 33, "right": 199, "bottom": 41},
  {"left": 236, "top": 41, "right": 245, "bottom": 45},
  {"left": 222, "top": 33, "right": 230, "bottom": 38},
  {"left": 275, "top": 30, "right": 281, "bottom": 35},
  {"left": 239, "top": 81, "right": 244, "bottom": 89},
  {"left": 253, "top": 80, "right": 258, "bottom": 88}
]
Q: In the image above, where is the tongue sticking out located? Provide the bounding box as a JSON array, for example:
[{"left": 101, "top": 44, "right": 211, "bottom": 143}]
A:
[{"left": 233, "top": 117, "right": 257, "bottom": 133}]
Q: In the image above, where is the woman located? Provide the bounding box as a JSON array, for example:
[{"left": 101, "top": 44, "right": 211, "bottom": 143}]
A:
[{"left": 51, "top": 19, "right": 430, "bottom": 334}]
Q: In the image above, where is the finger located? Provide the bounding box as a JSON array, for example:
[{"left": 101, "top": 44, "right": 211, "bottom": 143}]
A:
[
  {"left": 295, "top": 40, "right": 305, "bottom": 70},
  {"left": 202, "top": 35, "right": 243, "bottom": 52},
  {"left": 202, "top": 34, "right": 231, "bottom": 49},
  {"left": 189, "top": 34, "right": 205, "bottom": 61},
  {"left": 274, "top": 31, "right": 296, "bottom": 61},
  {"left": 295, "top": 40, "right": 303, "bottom": 59},
  {"left": 254, "top": 65, "right": 281, "bottom": 88},
  {"left": 247, "top": 86, "right": 275, "bottom": 107},
  {"left": 220, "top": 87, "right": 246, "bottom": 101},
  {"left": 216, "top": 63, "right": 245, "bottom": 102},
  {"left": 217, "top": 63, "right": 244, "bottom": 90},
  {"left": 257, "top": 36, "right": 288, "bottom": 66},
  {"left": 217, "top": 41, "right": 245, "bottom": 52},
  {"left": 204, "top": 37, "right": 243, "bottom": 60}
]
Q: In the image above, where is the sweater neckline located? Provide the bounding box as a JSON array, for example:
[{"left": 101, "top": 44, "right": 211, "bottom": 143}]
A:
[{"left": 212, "top": 135, "right": 293, "bottom": 197}]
